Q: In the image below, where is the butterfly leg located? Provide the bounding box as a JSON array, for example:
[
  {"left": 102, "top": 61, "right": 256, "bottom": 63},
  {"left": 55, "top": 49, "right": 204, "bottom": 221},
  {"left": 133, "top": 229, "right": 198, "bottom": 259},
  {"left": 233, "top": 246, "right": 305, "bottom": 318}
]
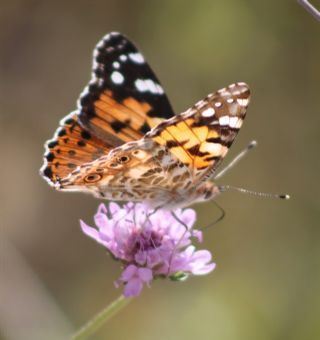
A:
[
  {"left": 214, "top": 140, "right": 257, "bottom": 180},
  {"left": 201, "top": 201, "right": 225, "bottom": 230},
  {"left": 143, "top": 207, "right": 161, "bottom": 229},
  {"left": 170, "top": 211, "right": 189, "bottom": 230},
  {"left": 165, "top": 211, "right": 191, "bottom": 275},
  {"left": 114, "top": 203, "right": 135, "bottom": 226}
]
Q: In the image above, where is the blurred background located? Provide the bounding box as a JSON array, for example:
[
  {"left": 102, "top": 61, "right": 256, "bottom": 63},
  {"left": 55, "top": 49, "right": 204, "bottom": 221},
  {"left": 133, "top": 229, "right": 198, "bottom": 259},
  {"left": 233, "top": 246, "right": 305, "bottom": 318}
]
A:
[{"left": 0, "top": 1, "right": 319, "bottom": 339}]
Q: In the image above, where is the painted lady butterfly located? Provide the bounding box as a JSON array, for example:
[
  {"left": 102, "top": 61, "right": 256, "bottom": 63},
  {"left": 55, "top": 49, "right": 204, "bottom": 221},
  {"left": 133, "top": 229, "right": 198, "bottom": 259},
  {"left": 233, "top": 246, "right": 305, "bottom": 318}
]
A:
[{"left": 40, "top": 32, "right": 251, "bottom": 209}]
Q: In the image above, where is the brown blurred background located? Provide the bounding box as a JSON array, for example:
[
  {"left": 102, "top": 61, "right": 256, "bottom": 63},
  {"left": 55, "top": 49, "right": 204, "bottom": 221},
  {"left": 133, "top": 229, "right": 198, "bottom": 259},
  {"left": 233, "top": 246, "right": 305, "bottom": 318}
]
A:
[{"left": 0, "top": 1, "right": 319, "bottom": 339}]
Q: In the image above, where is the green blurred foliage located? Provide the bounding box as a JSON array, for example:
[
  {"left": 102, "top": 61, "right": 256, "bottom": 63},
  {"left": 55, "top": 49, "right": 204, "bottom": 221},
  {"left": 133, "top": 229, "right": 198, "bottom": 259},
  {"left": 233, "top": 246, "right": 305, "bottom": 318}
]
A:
[{"left": 0, "top": 1, "right": 319, "bottom": 339}]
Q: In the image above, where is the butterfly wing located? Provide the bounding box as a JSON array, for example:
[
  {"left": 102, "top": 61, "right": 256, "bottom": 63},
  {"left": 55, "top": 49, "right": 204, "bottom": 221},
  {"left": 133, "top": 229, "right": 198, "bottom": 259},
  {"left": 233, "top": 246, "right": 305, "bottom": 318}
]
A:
[
  {"left": 41, "top": 32, "right": 175, "bottom": 186},
  {"left": 41, "top": 113, "right": 113, "bottom": 184},
  {"left": 147, "top": 82, "right": 250, "bottom": 181},
  {"left": 78, "top": 32, "right": 175, "bottom": 142}
]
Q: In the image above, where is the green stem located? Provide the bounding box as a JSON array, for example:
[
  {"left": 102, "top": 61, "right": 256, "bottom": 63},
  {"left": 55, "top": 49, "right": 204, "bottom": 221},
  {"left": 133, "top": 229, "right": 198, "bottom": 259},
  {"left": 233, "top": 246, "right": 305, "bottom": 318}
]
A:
[{"left": 71, "top": 295, "right": 132, "bottom": 340}]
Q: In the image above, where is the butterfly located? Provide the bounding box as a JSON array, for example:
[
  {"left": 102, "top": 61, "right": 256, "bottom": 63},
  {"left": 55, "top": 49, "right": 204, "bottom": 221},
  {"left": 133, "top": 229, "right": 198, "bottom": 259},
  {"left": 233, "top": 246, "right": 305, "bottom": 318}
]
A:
[{"left": 40, "top": 32, "right": 250, "bottom": 209}]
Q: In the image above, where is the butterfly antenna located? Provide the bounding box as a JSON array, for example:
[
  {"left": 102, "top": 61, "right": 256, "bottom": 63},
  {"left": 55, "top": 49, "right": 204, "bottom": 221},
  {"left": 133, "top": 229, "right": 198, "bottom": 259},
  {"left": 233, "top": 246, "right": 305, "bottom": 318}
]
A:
[
  {"left": 219, "top": 185, "right": 290, "bottom": 200},
  {"left": 214, "top": 140, "right": 257, "bottom": 180}
]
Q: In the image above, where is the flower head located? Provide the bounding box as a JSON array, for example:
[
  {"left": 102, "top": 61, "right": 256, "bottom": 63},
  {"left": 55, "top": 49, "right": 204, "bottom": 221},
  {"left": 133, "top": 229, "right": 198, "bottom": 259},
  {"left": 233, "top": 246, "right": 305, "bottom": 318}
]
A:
[{"left": 80, "top": 202, "right": 215, "bottom": 297}]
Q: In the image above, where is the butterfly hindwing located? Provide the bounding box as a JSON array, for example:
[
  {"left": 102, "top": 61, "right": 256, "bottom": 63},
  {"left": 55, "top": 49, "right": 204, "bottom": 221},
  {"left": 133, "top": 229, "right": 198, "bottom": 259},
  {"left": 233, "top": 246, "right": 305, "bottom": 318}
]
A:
[
  {"left": 147, "top": 82, "right": 250, "bottom": 180},
  {"left": 41, "top": 113, "right": 112, "bottom": 185}
]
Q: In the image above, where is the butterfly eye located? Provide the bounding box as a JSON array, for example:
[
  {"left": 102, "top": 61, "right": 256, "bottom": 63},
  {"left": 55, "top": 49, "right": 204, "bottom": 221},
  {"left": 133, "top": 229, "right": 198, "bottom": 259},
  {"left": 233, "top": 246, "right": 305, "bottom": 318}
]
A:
[
  {"left": 84, "top": 173, "right": 102, "bottom": 183},
  {"left": 117, "top": 155, "right": 130, "bottom": 163}
]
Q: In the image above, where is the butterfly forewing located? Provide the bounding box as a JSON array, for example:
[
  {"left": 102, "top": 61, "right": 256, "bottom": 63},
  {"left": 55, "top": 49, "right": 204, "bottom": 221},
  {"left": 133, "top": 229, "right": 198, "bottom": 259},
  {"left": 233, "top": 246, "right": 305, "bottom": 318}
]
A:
[
  {"left": 78, "top": 32, "right": 175, "bottom": 142},
  {"left": 41, "top": 32, "right": 175, "bottom": 186},
  {"left": 147, "top": 82, "right": 250, "bottom": 181}
]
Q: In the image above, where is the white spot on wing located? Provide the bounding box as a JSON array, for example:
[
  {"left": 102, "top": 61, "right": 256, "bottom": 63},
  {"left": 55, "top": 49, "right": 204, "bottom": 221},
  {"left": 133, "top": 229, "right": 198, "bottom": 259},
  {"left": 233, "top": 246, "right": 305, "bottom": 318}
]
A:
[
  {"left": 135, "top": 79, "right": 148, "bottom": 92},
  {"left": 200, "top": 142, "right": 222, "bottom": 154},
  {"left": 237, "top": 98, "right": 249, "bottom": 106},
  {"left": 119, "top": 54, "right": 127, "bottom": 62},
  {"left": 219, "top": 116, "right": 229, "bottom": 126},
  {"left": 156, "top": 84, "right": 164, "bottom": 94},
  {"left": 218, "top": 88, "right": 229, "bottom": 96},
  {"left": 129, "top": 52, "right": 145, "bottom": 64},
  {"left": 111, "top": 71, "right": 124, "bottom": 84},
  {"left": 201, "top": 107, "right": 215, "bottom": 117},
  {"left": 229, "top": 117, "right": 238, "bottom": 128},
  {"left": 195, "top": 99, "right": 206, "bottom": 109},
  {"left": 235, "top": 118, "right": 243, "bottom": 128},
  {"left": 96, "top": 40, "right": 105, "bottom": 49},
  {"left": 112, "top": 61, "right": 120, "bottom": 69},
  {"left": 135, "top": 79, "right": 163, "bottom": 94},
  {"left": 214, "top": 102, "right": 222, "bottom": 108},
  {"left": 146, "top": 79, "right": 157, "bottom": 93}
]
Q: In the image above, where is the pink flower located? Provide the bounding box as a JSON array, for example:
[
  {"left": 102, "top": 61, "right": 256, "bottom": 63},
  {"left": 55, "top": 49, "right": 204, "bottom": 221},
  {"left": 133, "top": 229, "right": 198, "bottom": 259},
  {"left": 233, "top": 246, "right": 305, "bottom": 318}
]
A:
[{"left": 80, "top": 203, "right": 216, "bottom": 297}]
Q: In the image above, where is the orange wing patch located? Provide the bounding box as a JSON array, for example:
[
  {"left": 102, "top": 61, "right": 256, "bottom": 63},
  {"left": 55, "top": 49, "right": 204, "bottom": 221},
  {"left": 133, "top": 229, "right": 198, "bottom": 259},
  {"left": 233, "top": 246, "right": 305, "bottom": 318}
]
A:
[
  {"left": 149, "top": 82, "right": 250, "bottom": 175},
  {"left": 79, "top": 90, "right": 172, "bottom": 148},
  {"left": 152, "top": 120, "right": 226, "bottom": 169},
  {"left": 79, "top": 91, "right": 152, "bottom": 145},
  {"left": 41, "top": 113, "right": 112, "bottom": 185}
]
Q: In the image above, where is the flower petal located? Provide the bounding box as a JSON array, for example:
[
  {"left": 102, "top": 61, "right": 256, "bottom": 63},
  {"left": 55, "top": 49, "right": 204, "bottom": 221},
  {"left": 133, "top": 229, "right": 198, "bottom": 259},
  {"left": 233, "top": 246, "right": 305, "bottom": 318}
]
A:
[
  {"left": 191, "top": 249, "right": 212, "bottom": 263},
  {"left": 137, "top": 267, "right": 153, "bottom": 283},
  {"left": 121, "top": 264, "right": 138, "bottom": 281},
  {"left": 123, "top": 278, "right": 143, "bottom": 297},
  {"left": 192, "top": 230, "right": 203, "bottom": 242},
  {"left": 146, "top": 250, "right": 162, "bottom": 268},
  {"left": 94, "top": 212, "right": 109, "bottom": 229},
  {"left": 97, "top": 203, "right": 108, "bottom": 215},
  {"left": 80, "top": 220, "right": 99, "bottom": 241},
  {"left": 180, "top": 209, "right": 197, "bottom": 228},
  {"left": 135, "top": 251, "right": 147, "bottom": 265},
  {"left": 109, "top": 202, "right": 121, "bottom": 215},
  {"left": 188, "top": 250, "right": 216, "bottom": 275},
  {"left": 192, "top": 262, "right": 216, "bottom": 275}
]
